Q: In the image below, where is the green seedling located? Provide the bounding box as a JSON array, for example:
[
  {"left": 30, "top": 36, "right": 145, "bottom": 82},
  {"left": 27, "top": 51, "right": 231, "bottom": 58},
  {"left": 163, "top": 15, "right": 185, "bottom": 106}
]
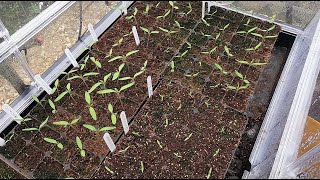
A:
[
  {"left": 214, "top": 63, "right": 228, "bottom": 75},
  {"left": 112, "top": 63, "right": 125, "bottom": 81},
  {"left": 82, "top": 124, "right": 116, "bottom": 132},
  {"left": 224, "top": 45, "right": 233, "bottom": 57},
  {"left": 125, "top": 7, "right": 138, "bottom": 24},
  {"left": 213, "top": 148, "right": 220, "bottom": 157},
  {"left": 244, "top": 18, "right": 251, "bottom": 26},
  {"left": 234, "top": 70, "right": 250, "bottom": 84},
  {"left": 159, "top": 27, "right": 178, "bottom": 36},
  {"left": 237, "top": 59, "right": 267, "bottom": 67},
  {"left": 215, "top": 32, "right": 221, "bottom": 40},
  {"left": 174, "top": 50, "right": 189, "bottom": 59},
  {"left": 52, "top": 117, "right": 81, "bottom": 127},
  {"left": 108, "top": 50, "right": 139, "bottom": 62},
  {"left": 169, "top": 1, "right": 179, "bottom": 17},
  {"left": 32, "top": 95, "right": 43, "bottom": 108},
  {"left": 67, "top": 71, "right": 99, "bottom": 87},
  {"left": 219, "top": 23, "right": 230, "bottom": 32},
  {"left": 14, "top": 118, "right": 32, "bottom": 124},
  {"left": 76, "top": 136, "right": 86, "bottom": 157},
  {"left": 201, "top": 18, "right": 210, "bottom": 27},
  {"left": 90, "top": 56, "right": 102, "bottom": 69},
  {"left": 165, "top": 116, "right": 169, "bottom": 127},
  {"left": 143, "top": 3, "right": 150, "bottom": 16},
  {"left": 22, "top": 116, "right": 49, "bottom": 132},
  {"left": 201, "top": 47, "right": 217, "bottom": 55},
  {"left": 226, "top": 83, "right": 250, "bottom": 92},
  {"left": 54, "top": 83, "right": 72, "bottom": 102},
  {"left": 88, "top": 82, "right": 103, "bottom": 94},
  {"left": 184, "top": 72, "right": 199, "bottom": 78},
  {"left": 262, "top": 25, "right": 276, "bottom": 32},
  {"left": 184, "top": 133, "right": 193, "bottom": 141},
  {"left": 174, "top": 20, "right": 185, "bottom": 30},
  {"left": 59, "top": 69, "right": 79, "bottom": 78},
  {"left": 245, "top": 42, "right": 262, "bottom": 51},
  {"left": 156, "top": 140, "right": 163, "bottom": 149},
  {"left": 155, "top": 2, "right": 160, "bottom": 8},
  {"left": 43, "top": 137, "right": 63, "bottom": 150},
  {"left": 268, "top": 15, "right": 276, "bottom": 23},
  {"left": 174, "top": 152, "right": 182, "bottom": 158},
  {"left": 140, "top": 26, "right": 159, "bottom": 46},
  {"left": 186, "top": 2, "right": 192, "bottom": 15},
  {"left": 119, "top": 61, "right": 148, "bottom": 81},
  {"left": 156, "top": 9, "right": 171, "bottom": 20},
  {"left": 108, "top": 103, "right": 117, "bottom": 125},
  {"left": 96, "top": 82, "right": 135, "bottom": 95},
  {"left": 250, "top": 32, "right": 277, "bottom": 39},
  {"left": 112, "top": 37, "right": 124, "bottom": 47},
  {"left": 85, "top": 91, "right": 97, "bottom": 120},
  {"left": 237, "top": 26, "right": 258, "bottom": 35},
  {"left": 99, "top": 73, "right": 112, "bottom": 89},
  {"left": 200, "top": 31, "right": 213, "bottom": 39},
  {"left": 170, "top": 61, "right": 175, "bottom": 72},
  {"left": 140, "top": 161, "right": 144, "bottom": 173},
  {"left": 119, "top": 146, "right": 130, "bottom": 153}
]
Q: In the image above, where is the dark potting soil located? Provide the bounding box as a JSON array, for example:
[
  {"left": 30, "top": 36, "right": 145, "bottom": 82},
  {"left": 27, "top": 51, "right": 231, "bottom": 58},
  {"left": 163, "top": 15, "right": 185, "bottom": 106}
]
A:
[{"left": 0, "top": 1, "right": 282, "bottom": 179}]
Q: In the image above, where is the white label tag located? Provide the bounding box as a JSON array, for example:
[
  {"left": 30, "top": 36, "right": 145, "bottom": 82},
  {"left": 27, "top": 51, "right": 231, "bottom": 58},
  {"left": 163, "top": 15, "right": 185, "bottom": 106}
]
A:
[
  {"left": 34, "top": 74, "right": 53, "bottom": 94},
  {"left": 0, "top": 138, "right": 5, "bottom": 147},
  {"left": 103, "top": 132, "right": 116, "bottom": 153},
  {"left": 120, "top": 111, "right": 129, "bottom": 134},
  {"left": 147, "top": 76, "right": 153, "bottom": 98},
  {"left": 3, "top": 104, "right": 22, "bottom": 124},
  {"left": 132, "top": 26, "right": 140, "bottom": 45},
  {"left": 88, "top": 23, "right": 98, "bottom": 42},
  {"left": 65, "top": 48, "right": 79, "bottom": 68}
]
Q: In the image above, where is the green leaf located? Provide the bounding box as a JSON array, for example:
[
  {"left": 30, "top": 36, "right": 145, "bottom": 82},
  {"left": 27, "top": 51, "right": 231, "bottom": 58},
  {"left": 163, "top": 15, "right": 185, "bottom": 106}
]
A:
[
  {"left": 125, "top": 50, "right": 139, "bottom": 57},
  {"left": 54, "top": 91, "right": 68, "bottom": 102},
  {"left": 105, "top": 166, "right": 114, "bottom": 174},
  {"left": 43, "top": 138, "right": 57, "bottom": 144},
  {"left": 169, "top": 1, "right": 174, "bottom": 7},
  {"left": 22, "top": 128, "right": 39, "bottom": 131},
  {"left": 224, "top": 45, "right": 233, "bottom": 57},
  {"left": 227, "top": 85, "right": 237, "bottom": 90},
  {"left": 247, "top": 26, "right": 257, "bottom": 33},
  {"left": 235, "top": 70, "right": 244, "bottom": 79},
  {"left": 213, "top": 148, "right": 220, "bottom": 157},
  {"left": 95, "top": 61, "right": 102, "bottom": 68},
  {"left": 207, "top": 167, "right": 212, "bottom": 179},
  {"left": 201, "top": 18, "right": 210, "bottom": 26},
  {"left": 83, "top": 72, "right": 99, "bottom": 77},
  {"left": 39, "top": 116, "right": 49, "bottom": 130},
  {"left": 85, "top": 91, "right": 91, "bottom": 105},
  {"left": 244, "top": 79, "right": 250, "bottom": 84},
  {"left": 159, "top": 27, "right": 169, "bottom": 33},
  {"left": 99, "top": 126, "right": 116, "bottom": 132},
  {"left": 48, "top": 99, "right": 56, "bottom": 110},
  {"left": 89, "top": 107, "right": 97, "bottom": 120},
  {"left": 214, "top": 63, "right": 223, "bottom": 72},
  {"left": 97, "top": 89, "right": 116, "bottom": 94},
  {"left": 67, "top": 75, "right": 81, "bottom": 81},
  {"left": 268, "top": 15, "right": 276, "bottom": 23},
  {"left": 151, "top": 31, "right": 159, "bottom": 34},
  {"left": 254, "top": 42, "right": 262, "bottom": 50},
  {"left": 157, "top": 140, "right": 163, "bottom": 148},
  {"left": 71, "top": 117, "right": 81, "bottom": 125},
  {"left": 252, "top": 62, "right": 267, "bottom": 66},
  {"left": 140, "top": 161, "right": 144, "bottom": 173},
  {"left": 108, "top": 56, "right": 123, "bottom": 62},
  {"left": 108, "top": 103, "right": 113, "bottom": 113},
  {"left": 134, "top": 7, "right": 138, "bottom": 16},
  {"left": 251, "top": 33, "right": 263, "bottom": 38},
  {"left": 119, "top": 82, "right": 135, "bottom": 92},
  {"left": 145, "top": 4, "right": 149, "bottom": 15},
  {"left": 118, "top": 63, "right": 125, "bottom": 72},
  {"left": 267, "top": 25, "right": 276, "bottom": 31},
  {"left": 83, "top": 124, "right": 97, "bottom": 131},
  {"left": 76, "top": 136, "right": 83, "bottom": 149},
  {"left": 66, "top": 83, "right": 71, "bottom": 91},
  {"left": 108, "top": 48, "right": 113, "bottom": 56},
  {"left": 32, "top": 95, "right": 41, "bottom": 105},
  {"left": 54, "top": 79, "right": 59, "bottom": 87},
  {"left": 171, "top": 61, "right": 175, "bottom": 72},
  {"left": 89, "top": 82, "right": 102, "bottom": 94},
  {"left": 140, "top": 26, "right": 150, "bottom": 34},
  {"left": 104, "top": 73, "right": 112, "bottom": 83},
  {"left": 52, "top": 121, "right": 70, "bottom": 126},
  {"left": 119, "top": 76, "right": 132, "bottom": 81},
  {"left": 57, "top": 143, "right": 63, "bottom": 150},
  {"left": 80, "top": 150, "right": 86, "bottom": 157},
  {"left": 184, "top": 133, "right": 193, "bottom": 141},
  {"left": 112, "top": 72, "right": 120, "bottom": 81},
  {"left": 164, "top": 9, "right": 171, "bottom": 17},
  {"left": 111, "top": 114, "right": 117, "bottom": 125},
  {"left": 237, "top": 60, "right": 250, "bottom": 65},
  {"left": 265, "top": 35, "right": 277, "bottom": 39}
]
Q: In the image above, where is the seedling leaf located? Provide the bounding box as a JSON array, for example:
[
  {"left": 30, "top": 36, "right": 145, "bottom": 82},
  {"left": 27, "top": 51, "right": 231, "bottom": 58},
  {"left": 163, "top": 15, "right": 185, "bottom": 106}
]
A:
[
  {"left": 89, "top": 107, "right": 97, "bottom": 120},
  {"left": 108, "top": 103, "right": 113, "bottom": 113},
  {"left": 44, "top": 138, "right": 57, "bottom": 144},
  {"left": 83, "top": 124, "right": 97, "bottom": 131},
  {"left": 54, "top": 91, "right": 67, "bottom": 102},
  {"left": 126, "top": 50, "right": 139, "bottom": 57},
  {"left": 52, "top": 121, "right": 70, "bottom": 126},
  {"left": 85, "top": 91, "right": 91, "bottom": 105},
  {"left": 108, "top": 56, "right": 122, "bottom": 62},
  {"left": 83, "top": 72, "right": 99, "bottom": 77},
  {"left": 111, "top": 114, "right": 117, "bottom": 125},
  {"left": 100, "top": 126, "right": 116, "bottom": 132},
  {"left": 39, "top": 117, "right": 49, "bottom": 130},
  {"left": 120, "top": 82, "right": 135, "bottom": 92},
  {"left": 235, "top": 70, "right": 244, "bottom": 79},
  {"left": 22, "top": 128, "right": 39, "bottom": 131},
  {"left": 76, "top": 136, "right": 83, "bottom": 149},
  {"left": 89, "top": 82, "right": 102, "bottom": 93},
  {"left": 97, "top": 89, "right": 116, "bottom": 94}
]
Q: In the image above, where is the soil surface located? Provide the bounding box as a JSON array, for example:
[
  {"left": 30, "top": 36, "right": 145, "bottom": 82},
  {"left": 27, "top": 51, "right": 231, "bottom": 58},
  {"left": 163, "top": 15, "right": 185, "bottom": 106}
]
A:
[{"left": 0, "top": 1, "right": 281, "bottom": 179}]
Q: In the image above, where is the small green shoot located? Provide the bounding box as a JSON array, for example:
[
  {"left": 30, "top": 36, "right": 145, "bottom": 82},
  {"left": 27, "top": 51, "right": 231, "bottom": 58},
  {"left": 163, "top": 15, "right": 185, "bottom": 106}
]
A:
[
  {"left": 105, "top": 166, "right": 114, "bottom": 175},
  {"left": 76, "top": 136, "right": 85, "bottom": 157},
  {"left": 224, "top": 45, "right": 233, "bottom": 57},
  {"left": 156, "top": 140, "right": 163, "bottom": 149},
  {"left": 140, "top": 161, "right": 144, "bottom": 173},
  {"left": 48, "top": 99, "right": 57, "bottom": 113},
  {"left": 85, "top": 91, "right": 97, "bottom": 120},
  {"left": 108, "top": 103, "right": 117, "bottom": 125},
  {"left": 108, "top": 50, "right": 139, "bottom": 62},
  {"left": 184, "top": 133, "right": 193, "bottom": 141},
  {"left": 44, "top": 137, "right": 63, "bottom": 150},
  {"left": 214, "top": 63, "right": 228, "bottom": 75},
  {"left": 207, "top": 166, "right": 212, "bottom": 179},
  {"left": 22, "top": 116, "right": 49, "bottom": 132}
]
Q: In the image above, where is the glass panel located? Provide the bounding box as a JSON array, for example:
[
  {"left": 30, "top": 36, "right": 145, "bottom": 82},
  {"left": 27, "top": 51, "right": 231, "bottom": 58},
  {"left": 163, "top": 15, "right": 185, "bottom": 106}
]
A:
[
  {"left": 24, "top": 1, "right": 118, "bottom": 75},
  {"left": 0, "top": 1, "right": 55, "bottom": 34},
  {"left": 216, "top": 1, "right": 320, "bottom": 29}
]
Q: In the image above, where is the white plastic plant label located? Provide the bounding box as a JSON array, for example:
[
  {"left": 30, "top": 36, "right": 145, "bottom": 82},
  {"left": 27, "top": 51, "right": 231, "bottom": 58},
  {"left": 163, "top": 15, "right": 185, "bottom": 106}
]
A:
[
  {"left": 34, "top": 74, "right": 53, "bottom": 94},
  {"left": 147, "top": 75, "right": 153, "bottom": 98},
  {"left": 2, "top": 104, "right": 22, "bottom": 124},
  {"left": 132, "top": 26, "right": 140, "bottom": 45},
  {"left": 0, "top": 138, "right": 5, "bottom": 147},
  {"left": 120, "top": 111, "right": 129, "bottom": 134},
  {"left": 88, "top": 23, "right": 98, "bottom": 42},
  {"left": 65, "top": 48, "right": 79, "bottom": 68},
  {"left": 103, "top": 132, "right": 116, "bottom": 153}
]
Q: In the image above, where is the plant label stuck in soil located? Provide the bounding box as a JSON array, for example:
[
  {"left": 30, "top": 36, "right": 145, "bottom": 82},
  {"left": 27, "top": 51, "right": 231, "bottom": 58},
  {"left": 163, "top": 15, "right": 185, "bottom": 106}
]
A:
[
  {"left": 132, "top": 26, "right": 140, "bottom": 45},
  {"left": 2, "top": 104, "right": 22, "bottom": 124},
  {"left": 88, "top": 23, "right": 98, "bottom": 42},
  {"left": 34, "top": 74, "right": 53, "bottom": 94},
  {"left": 147, "top": 75, "right": 153, "bottom": 98},
  {"left": 65, "top": 48, "right": 79, "bottom": 68},
  {"left": 120, "top": 111, "right": 129, "bottom": 134},
  {"left": 103, "top": 132, "right": 116, "bottom": 153}
]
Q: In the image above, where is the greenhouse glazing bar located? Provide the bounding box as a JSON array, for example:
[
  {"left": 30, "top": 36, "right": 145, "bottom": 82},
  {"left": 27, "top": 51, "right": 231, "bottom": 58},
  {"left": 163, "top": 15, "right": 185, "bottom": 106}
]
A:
[
  {"left": 0, "top": 1, "right": 134, "bottom": 134},
  {"left": 0, "top": 1, "right": 76, "bottom": 63}
]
